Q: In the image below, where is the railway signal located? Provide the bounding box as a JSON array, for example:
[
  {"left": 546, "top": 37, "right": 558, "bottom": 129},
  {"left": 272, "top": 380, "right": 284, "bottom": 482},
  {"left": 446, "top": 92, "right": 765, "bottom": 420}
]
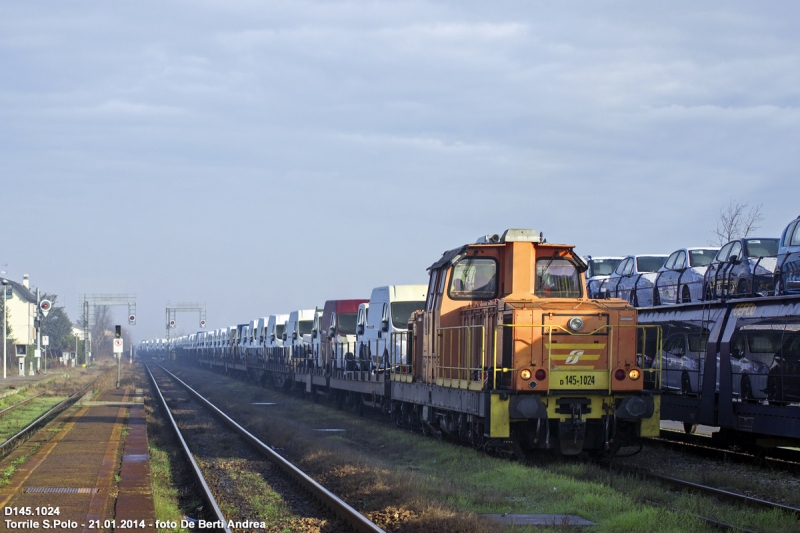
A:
[
  {"left": 129, "top": 314, "right": 136, "bottom": 325},
  {"left": 169, "top": 319, "right": 176, "bottom": 328},
  {"left": 113, "top": 325, "right": 123, "bottom": 389},
  {"left": 200, "top": 320, "right": 206, "bottom": 328},
  {"left": 40, "top": 299, "right": 52, "bottom": 317}
]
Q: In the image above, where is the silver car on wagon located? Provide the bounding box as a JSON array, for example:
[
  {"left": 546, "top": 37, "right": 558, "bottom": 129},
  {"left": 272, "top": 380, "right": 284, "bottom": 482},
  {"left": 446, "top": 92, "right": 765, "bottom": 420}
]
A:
[
  {"left": 655, "top": 247, "right": 719, "bottom": 305},
  {"left": 605, "top": 254, "right": 668, "bottom": 307}
]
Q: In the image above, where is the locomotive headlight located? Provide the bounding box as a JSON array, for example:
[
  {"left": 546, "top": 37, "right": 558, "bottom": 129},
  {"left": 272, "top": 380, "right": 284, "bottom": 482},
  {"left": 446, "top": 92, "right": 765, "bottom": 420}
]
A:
[
  {"left": 567, "top": 316, "right": 584, "bottom": 332},
  {"left": 628, "top": 369, "right": 641, "bottom": 380},
  {"left": 520, "top": 369, "right": 532, "bottom": 380}
]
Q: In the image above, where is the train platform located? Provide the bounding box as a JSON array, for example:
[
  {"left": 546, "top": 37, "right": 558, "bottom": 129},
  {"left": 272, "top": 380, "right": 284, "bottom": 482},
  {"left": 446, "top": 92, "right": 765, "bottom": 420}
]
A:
[{"left": 0, "top": 388, "right": 157, "bottom": 533}]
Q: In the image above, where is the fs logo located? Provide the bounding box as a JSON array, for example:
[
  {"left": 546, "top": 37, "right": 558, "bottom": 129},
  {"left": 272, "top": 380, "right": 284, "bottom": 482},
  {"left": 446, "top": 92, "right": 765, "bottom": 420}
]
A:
[{"left": 565, "top": 350, "right": 584, "bottom": 365}]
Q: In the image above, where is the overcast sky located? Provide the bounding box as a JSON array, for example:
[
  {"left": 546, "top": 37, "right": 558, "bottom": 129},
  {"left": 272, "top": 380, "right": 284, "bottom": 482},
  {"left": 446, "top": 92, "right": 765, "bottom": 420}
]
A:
[{"left": 1, "top": 1, "right": 798, "bottom": 341}]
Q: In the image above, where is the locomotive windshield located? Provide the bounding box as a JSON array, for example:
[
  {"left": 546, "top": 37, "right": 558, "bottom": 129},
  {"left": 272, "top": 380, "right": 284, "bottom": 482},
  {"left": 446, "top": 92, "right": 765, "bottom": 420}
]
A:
[
  {"left": 448, "top": 257, "right": 498, "bottom": 300},
  {"left": 391, "top": 301, "right": 425, "bottom": 328},
  {"left": 535, "top": 257, "right": 582, "bottom": 298},
  {"left": 274, "top": 324, "right": 284, "bottom": 338},
  {"left": 337, "top": 313, "right": 357, "bottom": 335}
]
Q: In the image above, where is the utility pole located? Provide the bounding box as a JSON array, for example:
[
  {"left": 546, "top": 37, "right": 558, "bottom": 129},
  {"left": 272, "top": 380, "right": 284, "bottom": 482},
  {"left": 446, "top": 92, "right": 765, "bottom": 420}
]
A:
[
  {"left": 113, "top": 325, "right": 123, "bottom": 389},
  {"left": 2, "top": 279, "right": 7, "bottom": 379},
  {"left": 84, "top": 300, "right": 89, "bottom": 366},
  {"left": 36, "top": 288, "right": 41, "bottom": 375},
  {"left": 36, "top": 293, "right": 51, "bottom": 376}
]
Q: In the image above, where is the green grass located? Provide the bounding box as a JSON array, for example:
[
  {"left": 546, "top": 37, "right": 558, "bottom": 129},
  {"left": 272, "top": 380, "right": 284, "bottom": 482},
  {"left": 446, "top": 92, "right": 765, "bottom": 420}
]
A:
[
  {"left": 215, "top": 458, "right": 294, "bottom": 523},
  {"left": 0, "top": 390, "right": 29, "bottom": 410},
  {"left": 0, "top": 396, "right": 66, "bottom": 442},
  {"left": 148, "top": 444, "right": 187, "bottom": 533}
]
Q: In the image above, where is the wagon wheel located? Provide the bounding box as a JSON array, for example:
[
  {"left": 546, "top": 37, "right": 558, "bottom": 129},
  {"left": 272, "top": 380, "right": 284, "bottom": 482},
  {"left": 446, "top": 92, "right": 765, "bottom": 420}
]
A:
[
  {"left": 354, "top": 393, "right": 364, "bottom": 417},
  {"left": 740, "top": 375, "right": 755, "bottom": 402},
  {"left": 470, "top": 420, "right": 486, "bottom": 450},
  {"left": 421, "top": 419, "right": 431, "bottom": 436},
  {"left": 704, "top": 284, "right": 714, "bottom": 301},
  {"left": 681, "top": 285, "right": 692, "bottom": 304},
  {"left": 737, "top": 279, "right": 751, "bottom": 297},
  {"left": 681, "top": 371, "right": 692, "bottom": 395},
  {"left": 767, "top": 373, "right": 784, "bottom": 405}
]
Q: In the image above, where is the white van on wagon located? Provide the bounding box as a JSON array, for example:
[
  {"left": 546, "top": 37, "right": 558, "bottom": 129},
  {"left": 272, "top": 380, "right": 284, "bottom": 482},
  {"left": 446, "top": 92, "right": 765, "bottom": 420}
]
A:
[
  {"left": 355, "top": 285, "right": 427, "bottom": 371},
  {"left": 283, "top": 309, "right": 317, "bottom": 364},
  {"left": 265, "top": 314, "right": 289, "bottom": 362}
]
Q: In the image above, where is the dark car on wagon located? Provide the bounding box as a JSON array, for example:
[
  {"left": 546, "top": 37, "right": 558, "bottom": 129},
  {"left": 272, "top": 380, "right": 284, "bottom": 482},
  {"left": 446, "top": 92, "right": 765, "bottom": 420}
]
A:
[
  {"left": 775, "top": 215, "right": 800, "bottom": 295},
  {"left": 767, "top": 325, "right": 800, "bottom": 405},
  {"left": 704, "top": 238, "right": 779, "bottom": 299}
]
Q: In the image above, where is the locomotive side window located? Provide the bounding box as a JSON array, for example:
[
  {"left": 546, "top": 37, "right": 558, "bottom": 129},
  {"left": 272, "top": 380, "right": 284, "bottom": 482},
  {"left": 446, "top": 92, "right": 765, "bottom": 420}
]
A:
[
  {"left": 426, "top": 269, "right": 440, "bottom": 312},
  {"left": 535, "top": 257, "right": 583, "bottom": 298},
  {"left": 448, "top": 258, "right": 498, "bottom": 300}
]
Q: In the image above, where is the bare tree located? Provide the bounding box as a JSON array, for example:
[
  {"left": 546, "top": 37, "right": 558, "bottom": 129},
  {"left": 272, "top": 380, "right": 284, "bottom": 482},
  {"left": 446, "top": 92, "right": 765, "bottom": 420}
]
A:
[
  {"left": 92, "top": 305, "right": 114, "bottom": 359},
  {"left": 711, "top": 200, "right": 764, "bottom": 246}
]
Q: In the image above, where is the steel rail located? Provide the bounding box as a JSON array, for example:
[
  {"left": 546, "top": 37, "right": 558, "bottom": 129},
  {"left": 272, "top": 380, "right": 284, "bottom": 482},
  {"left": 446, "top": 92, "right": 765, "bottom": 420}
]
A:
[
  {"left": 0, "top": 391, "right": 46, "bottom": 419},
  {"left": 620, "top": 464, "right": 800, "bottom": 517},
  {"left": 0, "top": 378, "right": 98, "bottom": 458},
  {"left": 640, "top": 499, "right": 760, "bottom": 533},
  {"left": 611, "top": 461, "right": 800, "bottom": 523},
  {"left": 155, "top": 363, "right": 386, "bottom": 533},
  {"left": 144, "top": 364, "right": 232, "bottom": 533},
  {"left": 650, "top": 430, "right": 800, "bottom": 474}
]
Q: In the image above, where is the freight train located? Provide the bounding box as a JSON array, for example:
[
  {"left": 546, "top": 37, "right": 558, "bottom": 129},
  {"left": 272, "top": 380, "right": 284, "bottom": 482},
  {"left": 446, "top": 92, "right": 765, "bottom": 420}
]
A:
[{"left": 139, "top": 229, "right": 662, "bottom": 457}]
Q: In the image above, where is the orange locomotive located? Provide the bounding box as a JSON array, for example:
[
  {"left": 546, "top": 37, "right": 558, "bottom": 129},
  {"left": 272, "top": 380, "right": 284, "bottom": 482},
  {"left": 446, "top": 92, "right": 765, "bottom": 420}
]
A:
[{"left": 390, "top": 229, "right": 661, "bottom": 456}]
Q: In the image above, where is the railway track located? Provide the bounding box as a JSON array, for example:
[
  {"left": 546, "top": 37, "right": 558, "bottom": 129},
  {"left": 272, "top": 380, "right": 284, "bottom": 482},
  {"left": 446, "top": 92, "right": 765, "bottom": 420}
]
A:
[
  {"left": 156, "top": 363, "right": 800, "bottom": 532},
  {"left": 647, "top": 429, "right": 800, "bottom": 476},
  {"left": 0, "top": 391, "right": 46, "bottom": 419},
  {"left": 146, "top": 363, "right": 385, "bottom": 533},
  {"left": 608, "top": 460, "right": 800, "bottom": 532},
  {"left": 0, "top": 378, "right": 97, "bottom": 459}
]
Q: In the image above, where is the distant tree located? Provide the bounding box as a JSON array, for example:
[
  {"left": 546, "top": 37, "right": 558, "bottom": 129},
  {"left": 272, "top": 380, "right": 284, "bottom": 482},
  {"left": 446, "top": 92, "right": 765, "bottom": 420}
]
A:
[
  {"left": 92, "top": 305, "right": 114, "bottom": 359},
  {"left": 72, "top": 303, "right": 114, "bottom": 360},
  {"left": 711, "top": 200, "right": 764, "bottom": 246},
  {"left": 0, "top": 295, "right": 14, "bottom": 342}
]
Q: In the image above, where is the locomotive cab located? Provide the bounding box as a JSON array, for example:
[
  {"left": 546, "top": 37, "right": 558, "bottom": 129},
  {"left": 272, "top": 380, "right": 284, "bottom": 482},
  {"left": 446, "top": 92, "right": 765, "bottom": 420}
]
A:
[{"left": 401, "top": 228, "right": 660, "bottom": 455}]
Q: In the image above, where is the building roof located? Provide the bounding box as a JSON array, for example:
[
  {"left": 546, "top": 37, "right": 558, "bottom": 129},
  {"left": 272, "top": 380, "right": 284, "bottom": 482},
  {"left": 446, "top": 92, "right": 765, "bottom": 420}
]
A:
[{"left": 2, "top": 278, "right": 37, "bottom": 303}]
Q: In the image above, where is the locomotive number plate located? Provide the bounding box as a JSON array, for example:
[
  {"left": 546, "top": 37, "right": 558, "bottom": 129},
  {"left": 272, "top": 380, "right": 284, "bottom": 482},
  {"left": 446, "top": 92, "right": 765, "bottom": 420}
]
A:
[
  {"left": 563, "top": 374, "right": 595, "bottom": 387},
  {"left": 550, "top": 370, "right": 608, "bottom": 390}
]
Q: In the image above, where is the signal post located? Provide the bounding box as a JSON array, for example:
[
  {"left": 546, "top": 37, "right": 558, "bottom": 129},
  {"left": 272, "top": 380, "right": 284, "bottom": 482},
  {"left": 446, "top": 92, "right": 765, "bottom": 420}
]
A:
[{"left": 114, "top": 325, "right": 123, "bottom": 388}]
